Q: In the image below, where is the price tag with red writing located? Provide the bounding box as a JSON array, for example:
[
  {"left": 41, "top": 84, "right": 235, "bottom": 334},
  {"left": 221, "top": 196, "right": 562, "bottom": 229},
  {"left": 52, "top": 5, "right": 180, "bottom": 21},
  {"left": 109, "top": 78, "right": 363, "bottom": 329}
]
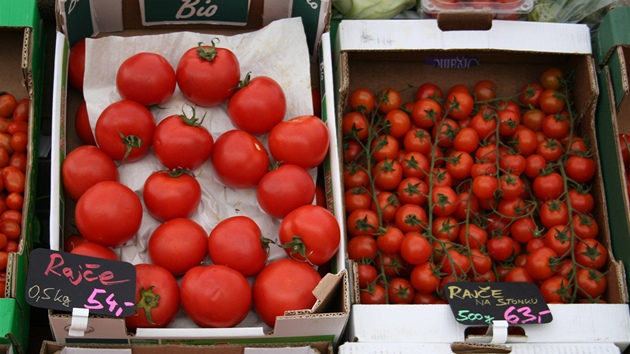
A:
[
  {"left": 26, "top": 248, "right": 136, "bottom": 317},
  {"left": 444, "top": 282, "right": 552, "bottom": 325}
]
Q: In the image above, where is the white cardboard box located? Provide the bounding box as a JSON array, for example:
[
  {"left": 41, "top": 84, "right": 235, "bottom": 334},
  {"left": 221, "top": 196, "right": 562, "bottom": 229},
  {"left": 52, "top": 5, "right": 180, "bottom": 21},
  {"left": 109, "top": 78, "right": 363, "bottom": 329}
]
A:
[
  {"left": 48, "top": 0, "right": 348, "bottom": 346},
  {"left": 331, "top": 18, "right": 630, "bottom": 352}
]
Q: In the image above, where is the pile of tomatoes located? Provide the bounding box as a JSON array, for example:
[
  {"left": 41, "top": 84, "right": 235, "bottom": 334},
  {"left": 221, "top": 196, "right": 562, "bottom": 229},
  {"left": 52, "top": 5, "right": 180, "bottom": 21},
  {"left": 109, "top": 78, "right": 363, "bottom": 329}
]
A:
[
  {"left": 342, "top": 67, "right": 609, "bottom": 305},
  {"left": 0, "top": 92, "right": 30, "bottom": 298},
  {"left": 61, "top": 28, "right": 340, "bottom": 331}
]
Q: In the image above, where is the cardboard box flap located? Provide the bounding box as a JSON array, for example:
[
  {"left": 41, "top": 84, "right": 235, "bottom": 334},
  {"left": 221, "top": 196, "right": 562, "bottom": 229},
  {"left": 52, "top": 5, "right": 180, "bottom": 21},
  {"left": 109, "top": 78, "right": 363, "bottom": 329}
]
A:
[
  {"left": 608, "top": 45, "right": 630, "bottom": 116},
  {"left": 335, "top": 19, "right": 591, "bottom": 54},
  {"left": 593, "top": 5, "right": 630, "bottom": 66},
  {"left": 57, "top": 0, "right": 329, "bottom": 56},
  {"left": 0, "top": 0, "right": 41, "bottom": 28},
  {"left": 311, "top": 269, "right": 348, "bottom": 314},
  {"left": 0, "top": 28, "right": 30, "bottom": 101}
]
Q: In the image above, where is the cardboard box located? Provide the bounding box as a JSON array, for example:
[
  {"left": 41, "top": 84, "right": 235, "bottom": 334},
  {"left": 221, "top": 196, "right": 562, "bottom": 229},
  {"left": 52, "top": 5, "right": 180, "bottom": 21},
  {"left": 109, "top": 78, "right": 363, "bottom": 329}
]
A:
[
  {"left": 39, "top": 340, "right": 334, "bottom": 354},
  {"left": 49, "top": 0, "right": 349, "bottom": 347},
  {"left": 331, "top": 18, "right": 630, "bottom": 351},
  {"left": 0, "top": 0, "right": 45, "bottom": 352},
  {"left": 592, "top": 6, "right": 630, "bottom": 291},
  {"left": 338, "top": 341, "right": 623, "bottom": 354}
]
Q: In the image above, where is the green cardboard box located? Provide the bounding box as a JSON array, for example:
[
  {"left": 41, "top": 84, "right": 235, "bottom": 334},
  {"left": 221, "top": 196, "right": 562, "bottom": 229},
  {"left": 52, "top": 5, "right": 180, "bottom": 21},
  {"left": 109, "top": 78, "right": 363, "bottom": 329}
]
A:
[
  {"left": 592, "top": 6, "right": 630, "bottom": 294},
  {"left": 593, "top": 6, "right": 630, "bottom": 118},
  {"left": 0, "top": 0, "right": 45, "bottom": 352}
]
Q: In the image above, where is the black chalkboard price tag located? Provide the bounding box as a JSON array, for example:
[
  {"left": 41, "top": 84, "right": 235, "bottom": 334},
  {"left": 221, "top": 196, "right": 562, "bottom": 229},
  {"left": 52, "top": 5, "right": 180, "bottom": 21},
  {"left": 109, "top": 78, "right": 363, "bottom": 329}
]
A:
[
  {"left": 25, "top": 248, "right": 136, "bottom": 317},
  {"left": 444, "top": 282, "right": 552, "bottom": 325}
]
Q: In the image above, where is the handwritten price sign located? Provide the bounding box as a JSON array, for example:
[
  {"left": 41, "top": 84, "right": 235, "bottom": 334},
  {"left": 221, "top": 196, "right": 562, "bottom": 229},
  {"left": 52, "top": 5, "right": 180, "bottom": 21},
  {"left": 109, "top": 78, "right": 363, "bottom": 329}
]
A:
[
  {"left": 444, "top": 282, "right": 552, "bottom": 325},
  {"left": 26, "top": 248, "right": 136, "bottom": 317}
]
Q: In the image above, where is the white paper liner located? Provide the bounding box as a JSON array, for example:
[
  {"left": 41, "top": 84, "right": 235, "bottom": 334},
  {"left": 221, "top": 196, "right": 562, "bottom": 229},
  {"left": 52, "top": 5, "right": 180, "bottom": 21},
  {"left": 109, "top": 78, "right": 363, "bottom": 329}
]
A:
[{"left": 81, "top": 17, "right": 316, "bottom": 330}]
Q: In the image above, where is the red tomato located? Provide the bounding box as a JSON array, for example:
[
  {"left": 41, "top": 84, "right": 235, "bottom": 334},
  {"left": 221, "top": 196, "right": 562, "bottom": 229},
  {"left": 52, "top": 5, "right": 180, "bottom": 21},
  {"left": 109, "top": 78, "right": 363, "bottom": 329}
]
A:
[
  {"left": 253, "top": 258, "right": 321, "bottom": 327},
  {"left": 539, "top": 199, "right": 569, "bottom": 229},
  {"left": 372, "top": 158, "right": 403, "bottom": 191},
  {"left": 472, "top": 175, "right": 498, "bottom": 200},
  {"left": 349, "top": 87, "right": 376, "bottom": 113},
  {"left": 469, "top": 110, "right": 497, "bottom": 141},
  {"left": 345, "top": 187, "right": 372, "bottom": 213},
  {"left": 521, "top": 108, "right": 546, "bottom": 132},
  {"left": 278, "top": 205, "right": 340, "bottom": 266},
  {"left": 347, "top": 235, "right": 378, "bottom": 261},
  {"left": 2, "top": 166, "right": 25, "bottom": 194},
  {"left": 12, "top": 98, "right": 28, "bottom": 122},
  {"left": 411, "top": 98, "right": 442, "bottom": 128},
  {"left": 509, "top": 217, "right": 539, "bottom": 244},
  {"left": 536, "top": 138, "right": 564, "bottom": 162},
  {"left": 539, "top": 89, "right": 565, "bottom": 115},
  {"left": 519, "top": 82, "right": 544, "bottom": 108},
  {"left": 532, "top": 172, "right": 564, "bottom": 200},
  {"left": 410, "top": 262, "right": 440, "bottom": 294},
  {"left": 125, "top": 263, "right": 180, "bottom": 330},
  {"left": 68, "top": 39, "right": 86, "bottom": 92},
  {"left": 211, "top": 130, "right": 269, "bottom": 189},
  {"left": 256, "top": 164, "right": 315, "bottom": 219},
  {"left": 116, "top": 52, "right": 176, "bottom": 106},
  {"left": 357, "top": 264, "right": 378, "bottom": 288},
  {"left": 544, "top": 225, "right": 572, "bottom": 256},
  {"left": 487, "top": 236, "right": 515, "bottom": 261},
  {"left": 63, "top": 234, "right": 88, "bottom": 253},
  {"left": 388, "top": 277, "right": 415, "bottom": 304},
  {"left": 371, "top": 191, "right": 399, "bottom": 222},
  {"left": 432, "top": 185, "right": 458, "bottom": 217},
  {"left": 403, "top": 127, "right": 432, "bottom": 155},
  {"left": 568, "top": 188, "right": 595, "bottom": 214},
  {"left": 397, "top": 177, "right": 428, "bottom": 206},
  {"left": 400, "top": 151, "right": 430, "bottom": 179},
  {"left": 0, "top": 252, "right": 7, "bottom": 272},
  {"left": 415, "top": 83, "right": 443, "bottom": 101},
  {"left": 152, "top": 112, "right": 214, "bottom": 170},
  {"left": 70, "top": 241, "right": 119, "bottom": 261},
  {"left": 360, "top": 283, "right": 387, "bottom": 304},
  {"left": 176, "top": 41, "right": 240, "bottom": 107},
  {"left": 472, "top": 79, "right": 497, "bottom": 101},
  {"left": 75, "top": 104, "right": 97, "bottom": 146},
  {"left": 377, "top": 87, "right": 403, "bottom": 114},
  {"left": 208, "top": 216, "right": 269, "bottom": 277},
  {"left": 376, "top": 226, "right": 405, "bottom": 254},
  {"left": 62, "top": 145, "right": 119, "bottom": 202},
  {"left": 542, "top": 113, "right": 570, "bottom": 139},
  {"left": 342, "top": 111, "right": 370, "bottom": 141},
  {"left": 440, "top": 249, "right": 470, "bottom": 276},
  {"left": 148, "top": 218, "right": 208, "bottom": 276},
  {"left": 540, "top": 67, "right": 563, "bottom": 90},
  {"left": 576, "top": 268, "right": 607, "bottom": 299},
  {"left": 540, "top": 275, "right": 571, "bottom": 303},
  {"left": 400, "top": 231, "right": 431, "bottom": 265},
  {"left": 453, "top": 127, "right": 480, "bottom": 154},
  {"left": 446, "top": 90, "right": 474, "bottom": 120},
  {"left": 371, "top": 134, "right": 399, "bottom": 162},
  {"left": 574, "top": 238, "right": 607, "bottom": 270},
  {"left": 227, "top": 74, "right": 286, "bottom": 135},
  {"left": 143, "top": 169, "right": 201, "bottom": 222},
  {"left": 572, "top": 213, "right": 599, "bottom": 240},
  {"left": 75, "top": 181, "right": 143, "bottom": 247},
  {"left": 383, "top": 109, "right": 411, "bottom": 138},
  {"left": 182, "top": 264, "right": 251, "bottom": 327},
  {"left": 394, "top": 204, "right": 428, "bottom": 234},
  {"left": 268, "top": 115, "right": 329, "bottom": 170},
  {"left": 94, "top": 100, "right": 156, "bottom": 163},
  {"left": 565, "top": 155, "right": 596, "bottom": 184},
  {"left": 526, "top": 246, "right": 557, "bottom": 281}
]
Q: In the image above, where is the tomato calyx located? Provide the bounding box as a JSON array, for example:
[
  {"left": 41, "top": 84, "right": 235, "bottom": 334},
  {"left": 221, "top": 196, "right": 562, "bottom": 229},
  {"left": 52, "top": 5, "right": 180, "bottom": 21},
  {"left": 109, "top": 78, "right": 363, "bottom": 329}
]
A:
[
  {"left": 178, "top": 105, "right": 206, "bottom": 127},
  {"left": 234, "top": 72, "right": 253, "bottom": 93},
  {"left": 118, "top": 131, "right": 144, "bottom": 163},
  {"left": 196, "top": 39, "right": 220, "bottom": 62},
  {"left": 136, "top": 286, "right": 160, "bottom": 325},
  {"left": 163, "top": 167, "right": 193, "bottom": 178},
  {"left": 279, "top": 235, "right": 315, "bottom": 266}
]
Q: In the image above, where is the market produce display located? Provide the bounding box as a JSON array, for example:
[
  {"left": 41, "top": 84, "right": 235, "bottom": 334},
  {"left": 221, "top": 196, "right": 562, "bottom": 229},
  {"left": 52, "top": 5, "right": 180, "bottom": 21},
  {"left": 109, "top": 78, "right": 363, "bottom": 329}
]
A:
[
  {"left": 0, "top": 92, "right": 30, "bottom": 298},
  {"left": 58, "top": 19, "right": 339, "bottom": 331},
  {"left": 342, "top": 67, "right": 609, "bottom": 305}
]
